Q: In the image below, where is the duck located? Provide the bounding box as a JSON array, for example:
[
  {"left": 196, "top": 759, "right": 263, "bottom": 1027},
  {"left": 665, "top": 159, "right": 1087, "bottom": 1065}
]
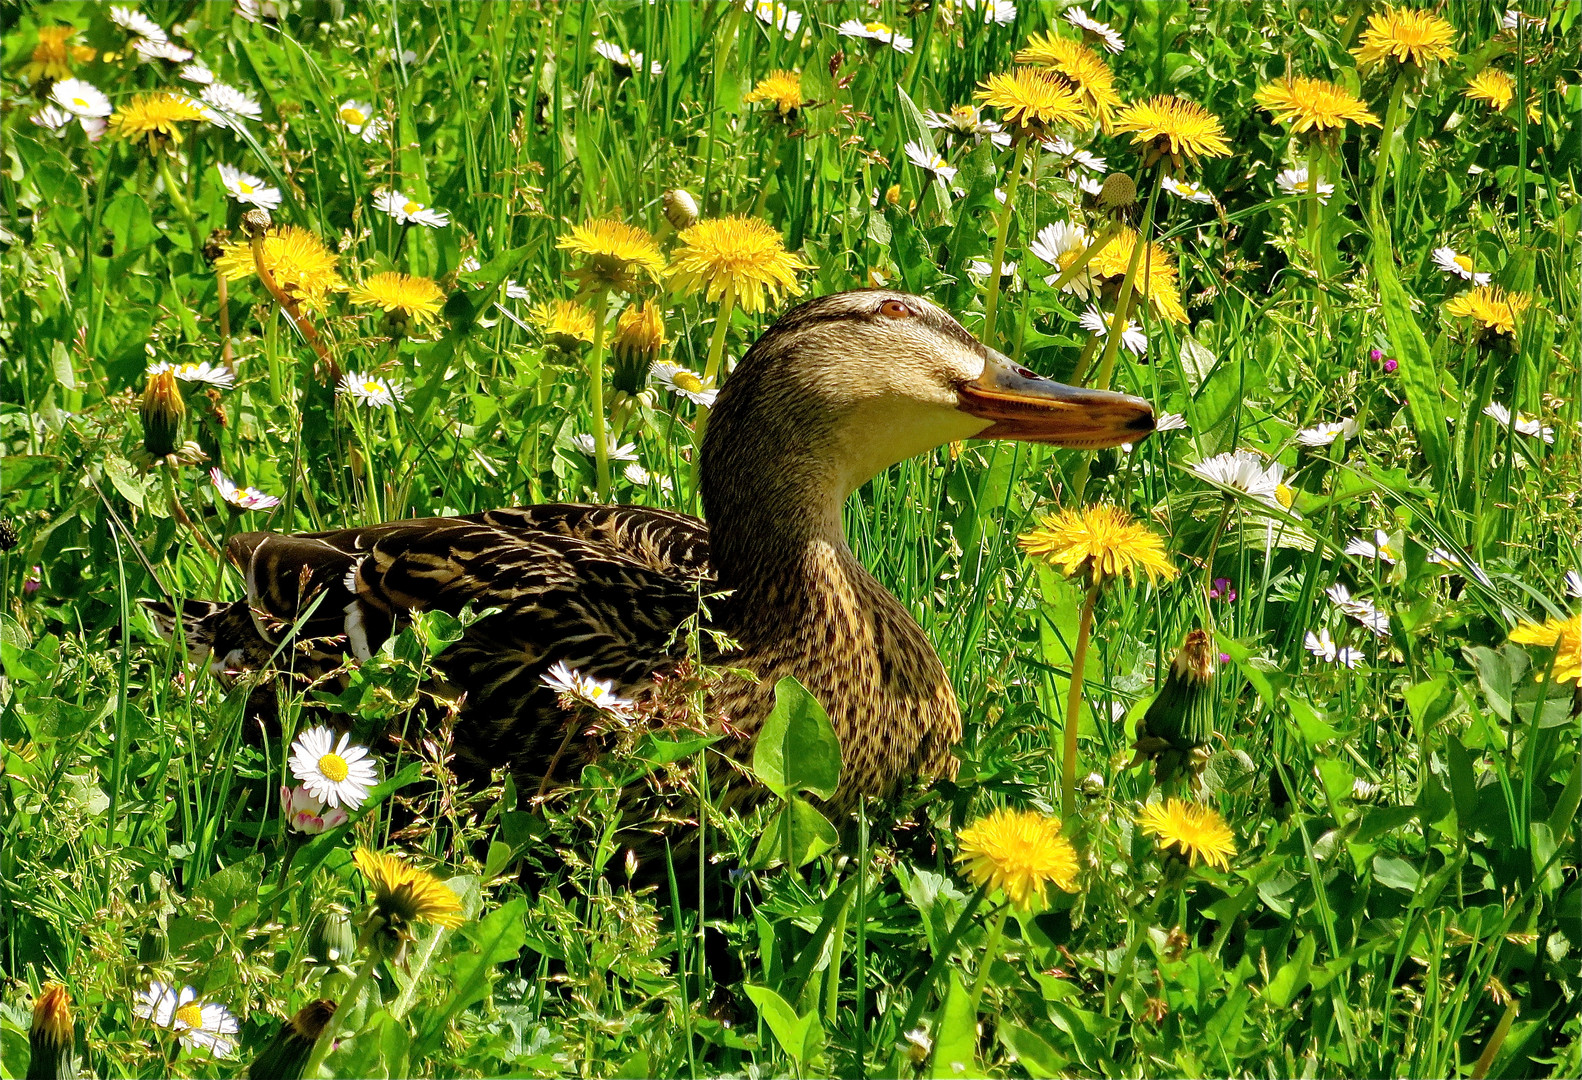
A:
[{"left": 151, "top": 289, "right": 1154, "bottom": 819}]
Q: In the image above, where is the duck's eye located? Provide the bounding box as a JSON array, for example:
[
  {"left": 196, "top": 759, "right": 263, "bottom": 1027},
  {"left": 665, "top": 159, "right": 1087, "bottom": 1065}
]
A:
[{"left": 879, "top": 299, "right": 912, "bottom": 319}]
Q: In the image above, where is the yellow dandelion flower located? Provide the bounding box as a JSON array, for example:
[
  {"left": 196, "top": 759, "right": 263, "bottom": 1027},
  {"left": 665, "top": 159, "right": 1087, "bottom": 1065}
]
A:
[
  {"left": 354, "top": 847, "right": 465, "bottom": 959},
  {"left": 213, "top": 226, "right": 345, "bottom": 305},
  {"left": 24, "top": 25, "right": 83, "bottom": 83},
  {"left": 974, "top": 67, "right": 1091, "bottom": 137},
  {"left": 1085, "top": 227, "right": 1189, "bottom": 324},
  {"left": 1253, "top": 77, "right": 1380, "bottom": 134},
  {"left": 1013, "top": 34, "right": 1122, "bottom": 131},
  {"left": 956, "top": 807, "right": 1079, "bottom": 908},
  {"left": 1508, "top": 614, "right": 1581, "bottom": 686},
  {"left": 1018, "top": 504, "right": 1179, "bottom": 586},
  {"left": 1351, "top": 5, "right": 1457, "bottom": 71},
  {"left": 745, "top": 69, "right": 805, "bottom": 118},
  {"left": 530, "top": 298, "right": 597, "bottom": 350},
  {"left": 668, "top": 216, "right": 811, "bottom": 314},
  {"left": 614, "top": 299, "right": 667, "bottom": 356},
  {"left": 348, "top": 272, "right": 446, "bottom": 330},
  {"left": 1444, "top": 286, "right": 1532, "bottom": 336},
  {"left": 1137, "top": 798, "right": 1237, "bottom": 871},
  {"left": 556, "top": 219, "right": 666, "bottom": 293},
  {"left": 1113, "top": 95, "right": 1233, "bottom": 168},
  {"left": 1465, "top": 69, "right": 1515, "bottom": 111},
  {"left": 107, "top": 91, "right": 210, "bottom": 148}
]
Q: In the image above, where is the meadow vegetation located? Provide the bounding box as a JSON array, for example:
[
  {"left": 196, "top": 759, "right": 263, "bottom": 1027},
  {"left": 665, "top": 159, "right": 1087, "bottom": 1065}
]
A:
[{"left": 1, "top": 1, "right": 1579, "bottom": 1077}]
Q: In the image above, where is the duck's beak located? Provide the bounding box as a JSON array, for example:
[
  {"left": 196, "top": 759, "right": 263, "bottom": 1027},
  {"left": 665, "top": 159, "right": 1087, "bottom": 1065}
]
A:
[{"left": 957, "top": 348, "right": 1156, "bottom": 449}]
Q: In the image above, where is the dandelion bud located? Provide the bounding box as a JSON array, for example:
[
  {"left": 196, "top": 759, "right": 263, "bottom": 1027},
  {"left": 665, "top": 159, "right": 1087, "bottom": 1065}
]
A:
[
  {"left": 240, "top": 207, "right": 273, "bottom": 237},
  {"left": 610, "top": 300, "right": 667, "bottom": 394},
  {"left": 884, "top": 184, "right": 902, "bottom": 206},
  {"left": 140, "top": 368, "right": 186, "bottom": 459},
  {"left": 28, "top": 983, "right": 78, "bottom": 1080},
  {"left": 1130, "top": 629, "right": 1216, "bottom": 785},
  {"left": 307, "top": 910, "right": 357, "bottom": 969},
  {"left": 247, "top": 999, "right": 336, "bottom": 1080},
  {"left": 663, "top": 188, "right": 699, "bottom": 231},
  {"left": 1098, "top": 172, "right": 1136, "bottom": 211}
]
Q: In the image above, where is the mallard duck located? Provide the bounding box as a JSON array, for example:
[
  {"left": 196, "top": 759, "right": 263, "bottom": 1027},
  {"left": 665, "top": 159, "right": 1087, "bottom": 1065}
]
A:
[{"left": 153, "top": 290, "right": 1153, "bottom": 816}]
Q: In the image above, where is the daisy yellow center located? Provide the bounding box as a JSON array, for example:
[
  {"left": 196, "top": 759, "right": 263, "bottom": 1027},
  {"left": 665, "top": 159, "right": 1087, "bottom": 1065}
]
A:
[
  {"left": 318, "top": 751, "right": 350, "bottom": 782},
  {"left": 174, "top": 1003, "right": 204, "bottom": 1028},
  {"left": 72, "top": 96, "right": 88, "bottom": 108},
  {"left": 238, "top": 180, "right": 255, "bottom": 193},
  {"left": 403, "top": 200, "right": 422, "bottom": 215},
  {"left": 673, "top": 371, "right": 704, "bottom": 393},
  {"left": 1454, "top": 254, "right": 1473, "bottom": 273},
  {"left": 865, "top": 21, "right": 890, "bottom": 33},
  {"left": 951, "top": 105, "right": 976, "bottom": 122},
  {"left": 340, "top": 107, "right": 366, "bottom": 125},
  {"left": 1276, "top": 483, "right": 1295, "bottom": 508},
  {"left": 362, "top": 381, "right": 383, "bottom": 395},
  {"left": 1056, "top": 249, "right": 1082, "bottom": 271}
]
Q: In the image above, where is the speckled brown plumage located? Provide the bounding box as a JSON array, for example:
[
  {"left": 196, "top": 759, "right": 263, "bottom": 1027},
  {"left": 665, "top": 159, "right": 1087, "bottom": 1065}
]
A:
[{"left": 149, "top": 290, "right": 1153, "bottom": 823}]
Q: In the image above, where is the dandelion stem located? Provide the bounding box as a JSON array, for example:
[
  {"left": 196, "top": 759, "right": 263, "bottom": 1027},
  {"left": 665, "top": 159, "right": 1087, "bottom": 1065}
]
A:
[
  {"left": 966, "top": 904, "right": 1010, "bottom": 1011},
  {"left": 701, "top": 283, "right": 737, "bottom": 387},
  {"left": 1061, "top": 579, "right": 1102, "bottom": 818},
  {"left": 305, "top": 945, "right": 379, "bottom": 1077},
  {"left": 982, "top": 137, "right": 1029, "bottom": 341},
  {"left": 1091, "top": 170, "right": 1162, "bottom": 394},
  {"left": 588, "top": 288, "right": 611, "bottom": 501},
  {"left": 154, "top": 153, "right": 205, "bottom": 256}
]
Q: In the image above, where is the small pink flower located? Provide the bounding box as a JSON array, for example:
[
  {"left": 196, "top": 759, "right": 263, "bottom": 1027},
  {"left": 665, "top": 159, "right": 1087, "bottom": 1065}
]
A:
[
  {"left": 1383, "top": 358, "right": 1398, "bottom": 373},
  {"left": 1368, "top": 348, "right": 1383, "bottom": 362},
  {"left": 1209, "top": 577, "right": 1237, "bottom": 602},
  {"left": 23, "top": 567, "right": 41, "bottom": 595},
  {"left": 280, "top": 784, "right": 349, "bottom": 834},
  {"left": 1218, "top": 652, "right": 1232, "bottom": 664}
]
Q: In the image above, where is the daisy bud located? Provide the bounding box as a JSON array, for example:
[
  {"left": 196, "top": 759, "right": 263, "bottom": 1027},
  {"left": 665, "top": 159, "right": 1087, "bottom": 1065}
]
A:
[
  {"left": 248, "top": 999, "right": 336, "bottom": 1080},
  {"left": 28, "top": 983, "right": 78, "bottom": 1080},
  {"left": 1131, "top": 629, "right": 1216, "bottom": 786},
  {"left": 140, "top": 368, "right": 186, "bottom": 459},
  {"left": 1098, "top": 172, "right": 1136, "bottom": 212},
  {"left": 662, "top": 188, "right": 699, "bottom": 231}
]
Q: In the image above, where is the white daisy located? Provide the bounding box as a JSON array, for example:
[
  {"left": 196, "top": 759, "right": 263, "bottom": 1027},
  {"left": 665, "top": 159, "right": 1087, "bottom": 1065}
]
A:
[
  {"left": 837, "top": 19, "right": 915, "bottom": 53},
  {"left": 540, "top": 661, "right": 636, "bottom": 716},
  {"left": 1565, "top": 569, "right": 1581, "bottom": 599},
  {"left": 134, "top": 37, "right": 193, "bottom": 63},
  {"left": 1431, "top": 246, "right": 1492, "bottom": 285},
  {"left": 1079, "top": 305, "right": 1147, "bottom": 356},
  {"left": 210, "top": 468, "right": 281, "bottom": 511},
  {"left": 1045, "top": 138, "right": 1107, "bottom": 173},
  {"left": 337, "top": 99, "right": 388, "bottom": 143},
  {"left": 751, "top": 0, "right": 803, "bottom": 38},
  {"left": 288, "top": 726, "right": 378, "bottom": 810},
  {"left": 1275, "top": 167, "right": 1334, "bottom": 204},
  {"left": 1188, "top": 450, "right": 1297, "bottom": 514},
  {"left": 1155, "top": 412, "right": 1189, "bottom": 432},
  {"left": 623, "top": 462, "right": 675, "bottom": 492},
  {"left": 650, "top": 362, "right": 718, "bottom": 407},
  {"left": 50, "top": 79, "right": 112, "bottom": 119},
  {"left": 201, "top": 82, "right": 262, "bottom": 123},
  {"left": 592, "top": 39, "right": 663, "bottom": 75},
  {"left": 1162, "top": 176, "right": 1214, "bottom": 204},
  {"left": 904, "top": 139, "right": 958, "bottom": 185},
  {"left": 134, "top": 982, "right": 238, "bottom": 1058},
  {"left": 459, "top": 255, "right": 482, "bottom": 274},
  {"left": 280, "top": 783, "right": 348, "bottom": 833},
  {"left": 570, "top": 433, "right": 639, "bottom": 462},
  {"left": 924, "top": 105, "right": 1011, "bottom": 148},
  {"left": 110, "top": 6, "right": 167, "bottom": 43},
  {"left": 1304, "top": 628, "right": 1362, "bottom": 668},
  {"left": 957, "top": 0, "right": 1018, "bottom": 26},
  {"left": 1483, "top": 402, "right": 1555, "bottom": 443},
  {"left": 1502, "top": 9, "right": 1545, "bottom": 31},
  {"left": 146, "top": 360, "right": 236, "bottom": 388},
  {"left": 1028, "top": 221, "right": 1094, "bottom": 298},
  {"left": 179, "top": 60, "right": 214, "bottom": 84},
  {"left": 80, "top": 115, "right": 108, "bottom": 141},
  {"left": 1295, "top": 417, "right": 1360, "bottom": 447},
  {"left": 216, "top": 163, "right": 281, "bottom": 210},
  {"left": 336, "top": 371, "right": 406, "bottom": 408},
  {"left": 1325, "top": 583, "right": 1392, "bottom": 638},
  {"left": 1074, "top": 172, "right": 1104, "bottom": 196},
  {"left": 503, "top": 279, "right": 530, "bottom": 300},
  {"left": 1344, "top": 529, "right": 1400, "bottom": 564},
  {"left": 1064, "top": 7, "right": 1125, "bottom": 52},
  {"left": 373, "top": 189, "right": 450, "bottom": 228},
  {"left": 30, "top": 105, "right": 73, "bottom": 134}
]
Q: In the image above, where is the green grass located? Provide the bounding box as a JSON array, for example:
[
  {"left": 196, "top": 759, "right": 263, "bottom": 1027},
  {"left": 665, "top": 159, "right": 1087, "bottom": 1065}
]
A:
[{"left": 2, "top": 1, "right": 1579, "bottom": 1077}]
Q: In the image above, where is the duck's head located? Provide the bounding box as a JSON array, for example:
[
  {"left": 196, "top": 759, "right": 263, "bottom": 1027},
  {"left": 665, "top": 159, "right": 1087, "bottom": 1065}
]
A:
[{"left": 702, "top": 290, "right": 1156, "bottom": 523}]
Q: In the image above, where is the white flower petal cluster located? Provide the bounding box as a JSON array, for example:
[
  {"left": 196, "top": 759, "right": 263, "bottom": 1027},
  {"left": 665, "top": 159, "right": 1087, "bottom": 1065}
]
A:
[
  {"left": 134, "top": 982, "right": 239, "bottom": 1057},
  {"left": 837, "top": 19, "right": 915, "bottom": 53},
  {"left": 288, "top": 726, "right": 378, "bottom": 810},
  {"left": 541, "top": 660, "right": 637, "bottom": 716}
]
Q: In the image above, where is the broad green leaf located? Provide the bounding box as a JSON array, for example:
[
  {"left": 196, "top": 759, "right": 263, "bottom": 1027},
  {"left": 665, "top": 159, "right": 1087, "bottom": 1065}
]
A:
[
  {"left": 751, "top": 796, "right": 840, "bottom": 868},
  {"left": 1263, "top": 934, "right": 1316, "bottom": 1008},
  {"left": 743, "top": 985, "right": 823, "bottom": 1073},
  {"left": 1284, "top": 692, "right": 1341, "bottom": 745},
  {"left": 998, "top": 1021, "right": 1068, "bottom": 1078},
  {"left": 1445, "top": 733, "right": 1478, "bottom": 823},
  {"left": 929, "top": 971, "right": 977, "bottom": 1080},
  {"left": 751, "top": 676, "right": 841, "bottom": 801},
  {"left": 1372, "top": 854, "right": 1422, "bottom": 893},
  {"left": 1369, "top": 212, "right": 1451, "bottom": 487}
]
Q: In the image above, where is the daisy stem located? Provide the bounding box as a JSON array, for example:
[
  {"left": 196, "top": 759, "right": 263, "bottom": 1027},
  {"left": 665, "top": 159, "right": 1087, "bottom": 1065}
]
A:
[
  {"left": 1091, "top": 170, "right": 1162, "bottom": 394},
  {"left": 701, "top": 283, "right": 737, "bottom": 387},
  {"left": 588, "top": 288, "right": 611, "bottom": 501},
  {"left": 1061, "top": 579, "right": 1102, "bottom": 819},
  {"left": 982, "top": 137, "right": 1030, "bottom": 341},
  {"left": 305, "top": 946, "right": 380, "bottom": 1078},
  {"left": 163, "top": 463, "right": 220, "bottom": 560},
  {"left": 966, "top": 904, "right": 1010, "bottom": 1012}
]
